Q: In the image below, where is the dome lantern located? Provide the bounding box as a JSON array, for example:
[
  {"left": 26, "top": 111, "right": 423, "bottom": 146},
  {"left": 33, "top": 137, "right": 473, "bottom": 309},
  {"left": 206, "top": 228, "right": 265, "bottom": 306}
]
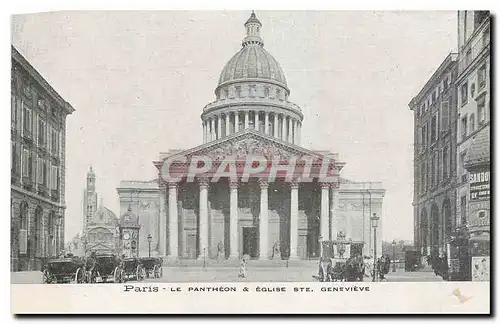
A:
[{"left": 243, "top": 11, "right": 264, "bottom": 47}]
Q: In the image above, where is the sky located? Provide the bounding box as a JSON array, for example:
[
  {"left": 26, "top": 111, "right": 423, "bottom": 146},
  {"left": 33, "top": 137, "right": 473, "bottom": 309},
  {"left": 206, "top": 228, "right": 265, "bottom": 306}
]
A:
[{"left": 11, "top": 11, "right": 457, "bottom": 242}]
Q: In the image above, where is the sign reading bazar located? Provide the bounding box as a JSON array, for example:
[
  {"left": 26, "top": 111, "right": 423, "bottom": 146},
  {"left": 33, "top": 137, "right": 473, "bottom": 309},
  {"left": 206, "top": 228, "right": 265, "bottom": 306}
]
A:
[
  {"left": 469, "top": 169, "right": 490, "bottom": 201},
  {"left": 160, "top": 154, "right": 339, "bottom": 183}
]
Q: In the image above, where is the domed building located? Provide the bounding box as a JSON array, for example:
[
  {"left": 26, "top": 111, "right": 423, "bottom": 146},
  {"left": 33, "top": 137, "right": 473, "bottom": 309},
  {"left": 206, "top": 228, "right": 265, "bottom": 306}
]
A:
[
  {"left": 117, "top": 12, "right": 386, "bottom": 261},
  {"left": 71, "top": 167, "right": 119, "bottom": 256}
]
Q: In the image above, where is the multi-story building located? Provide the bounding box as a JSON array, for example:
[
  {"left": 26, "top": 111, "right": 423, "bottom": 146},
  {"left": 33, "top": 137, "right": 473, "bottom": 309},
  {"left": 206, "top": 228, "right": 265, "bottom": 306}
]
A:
[
  {"left": 409, "top": 53, "right": 458, "bottom": 262},
  {"left": 11, "top": 46, "right": 75, "bottom": 271},
  {"left": 456, "top": 10, "right": 490, "bottom": 281}
]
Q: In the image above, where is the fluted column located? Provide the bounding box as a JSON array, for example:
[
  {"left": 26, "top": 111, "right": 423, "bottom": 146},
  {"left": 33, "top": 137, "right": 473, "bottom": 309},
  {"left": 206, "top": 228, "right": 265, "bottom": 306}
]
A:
[
  {"left": 159, "top": 188, "right": 167, "bottom": 255},
  {"left": 273, "top": 114, "right": 279, "bottom": 138},
  {"left": 289, "top": 181, "right": 299, "bottom": 260},
  {"left": 330, "top": 183, "right": 339, "bottom": 241},
  {"left": 211, "top": 118, "right": 216, "bottom": 141},
  {"left": 235, "top": 112, "right": 240, "bottom": 133},
  {"left": 254, "top": 111, "right": 259, "bottom": 130},
  {"left": 229, "top": 180, "right": 239, "bottom": 259},
  {"left": 225, "top": 114, "right": 230, "bottom": 137},
  {"left": 244, "top": 111, "right": 249, "bottom": 129},
  {"left": 283, "top": 117, "right": 288, "bottom": 142},
  {"left": 168, "top": 183, "right": 178, "bottom": 258},
  {"left": 259, "top": 180, "right": 269, "bottom": 260},
  {"left": 320, "top": 183, "right": 330, "bottom": 242},
  {"left": 198, "top": 179, "right": 209, "bottom": 259},
  {"left": 217, "top": 115, "right": 222, "bottom": 139},
  {"left": 202, "top": 121, "right": 207, "bottom": 143},
  {"left": 264, "top": 112, "right": 269, "bottom": 135}
]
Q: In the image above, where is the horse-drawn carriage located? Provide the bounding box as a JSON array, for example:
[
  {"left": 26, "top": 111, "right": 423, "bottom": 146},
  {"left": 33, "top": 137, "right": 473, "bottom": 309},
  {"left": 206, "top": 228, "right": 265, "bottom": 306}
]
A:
[
  {"left": 86, "top": 254, "right": 123, "bottom": 283},
  {"left": 140, "top": 257, "right": 163, "bottom": 279},
  {"left": 121, "top": 257, "right": 146, "bottom": 282},
  {"left": 316, "top": 240, "right": 365, "bottom": 282},
  {"left": 42, "top": 256, "right": 86, "bottom": 284}
]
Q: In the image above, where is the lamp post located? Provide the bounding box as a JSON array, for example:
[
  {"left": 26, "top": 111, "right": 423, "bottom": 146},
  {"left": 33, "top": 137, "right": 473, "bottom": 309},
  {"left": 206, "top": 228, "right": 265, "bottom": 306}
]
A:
[
  {"left": 392, "top": 239, "right": 397, "bottom": 272},
  {"left": 371, "top": 213, "right": 379, "bottom": 282},
  {"left": 147, "top": 234, "right": 152, "bottom": 258}
]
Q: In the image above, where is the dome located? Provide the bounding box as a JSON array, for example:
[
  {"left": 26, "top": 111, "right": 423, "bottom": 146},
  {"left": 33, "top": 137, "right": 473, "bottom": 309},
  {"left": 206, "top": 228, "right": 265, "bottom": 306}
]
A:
[{"left": 218, "top": 46, "right": 287, "bottom": 87}]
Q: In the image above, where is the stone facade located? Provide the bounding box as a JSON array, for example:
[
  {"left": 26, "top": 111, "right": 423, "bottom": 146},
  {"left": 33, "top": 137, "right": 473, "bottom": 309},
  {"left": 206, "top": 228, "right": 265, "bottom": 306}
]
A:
[
  {"left": 408, "top": 53, "right": 459, "bottom": 259},
  {"left": 11, "top": 46, "right": 74, "bottom": 271},
  {"left": 116, "top": 13, "right": 385, "bottom": 261}
]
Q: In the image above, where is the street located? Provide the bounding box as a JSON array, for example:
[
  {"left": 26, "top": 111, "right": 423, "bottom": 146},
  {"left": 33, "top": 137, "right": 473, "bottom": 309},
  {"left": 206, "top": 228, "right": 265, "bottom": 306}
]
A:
[{"left": 11, "top": 266, "right": 444, "bottom": 284}]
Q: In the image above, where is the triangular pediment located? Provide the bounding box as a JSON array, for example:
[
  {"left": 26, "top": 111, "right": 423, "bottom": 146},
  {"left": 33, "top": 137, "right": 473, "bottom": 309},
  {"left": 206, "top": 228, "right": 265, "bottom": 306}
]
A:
[{"left": 161, "top": 129, "right": 336, "bottom": 162}]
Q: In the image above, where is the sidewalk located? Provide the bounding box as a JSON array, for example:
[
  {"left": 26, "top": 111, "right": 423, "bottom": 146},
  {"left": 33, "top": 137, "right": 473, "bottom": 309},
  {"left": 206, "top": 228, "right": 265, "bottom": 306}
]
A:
[{"left": 11, "top": 271, "right": 43, "bottom": 284}]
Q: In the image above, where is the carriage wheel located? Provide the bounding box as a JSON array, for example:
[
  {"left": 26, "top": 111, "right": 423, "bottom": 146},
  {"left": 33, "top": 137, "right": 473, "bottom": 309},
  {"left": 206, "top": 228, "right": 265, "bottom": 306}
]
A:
[
  {"left": 74, "top": 268, "right": 83, "bottom": 284},
  {"left": 159, "top": 266, "right": 163, "bottom": 278},
  {"left": 113, "top": 267, "right": 121, "bottom": 283},
  {"left": 136, "top": 265, "right": 142, "bottom": 281},
  {"left": 152, "top": 265, "right": 158, "bottom": 279}
]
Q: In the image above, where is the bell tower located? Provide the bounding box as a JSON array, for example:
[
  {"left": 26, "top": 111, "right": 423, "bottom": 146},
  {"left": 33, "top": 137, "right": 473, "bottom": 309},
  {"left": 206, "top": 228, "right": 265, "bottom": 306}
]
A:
[{"left": 82, "top": 166, "right": 98, "bottom": 231}]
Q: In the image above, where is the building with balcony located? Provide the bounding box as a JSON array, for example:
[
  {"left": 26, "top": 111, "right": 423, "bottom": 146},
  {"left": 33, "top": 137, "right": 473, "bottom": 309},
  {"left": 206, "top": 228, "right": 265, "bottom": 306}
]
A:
[
  {"left": 409, "top": 53, "right": 459, "bottom": 262},
  {"left": 11, "top": 46, "right": 75, "bottom": 271},
  {"left": 455, "top": 11, "right": 490, "bottom": 238}
]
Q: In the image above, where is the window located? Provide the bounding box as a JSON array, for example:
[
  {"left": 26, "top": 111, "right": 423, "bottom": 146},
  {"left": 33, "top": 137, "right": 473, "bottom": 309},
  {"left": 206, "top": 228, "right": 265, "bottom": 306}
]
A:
[
  {"left": 443, "top": 75, "right": 449, "bottom": 91},
  {"left": 431, "top": 91, "right": 436, "bottom": 103},
  {"left": 482, "top": 26, "right": 490, "bottom": 47},
  {"left": 459, "top": 152, "right": 467, "bottom": 183},
  {"left": 235, "top": 86, "right": 241, "bottom": 98},
  {"left": 38, "top": 119, "right": 46, "bottom": 147},
  {"left": 461, "top": 115, "right": 468, "bottom": 139},
  {"left": 461, "top": 82, "right": 468, "bottom": 105},
  {"left": 431, "top": 114, "right": 438, "bottom": 142},
  {"left": 478, "top": 64, "right": 486, "bottom": 89},
  {"left": 22, "top": 100, "right": 32, "bottom": 136},
  {"left": 51, "top": 128, "right": 58, "bottom": 155},
  {"left": 443, "top": 146, "right": 449, "bottom": 179},
  {"left": 431, "top": 153, "right": 436, "bottom": 187},
  {"left": 477, "top": 97, "right": 486, "bottom": 125},
  {"left": 474, "top": 11, "right": 489, "bottom": 29},
  {"left": 264, "top": 87, "right": 270, "bottom": 97},
  {"left": 421, "top": 124, "right": 427, "bottom": 150},
  {"left": 469, "top": 114, "right": 475, "bottom": 133},
  {"left": 11, "top": 143, "right": 17, "bottom": 174},
  {"left": 11, "top": 95, "right": 17, "bottom": 126},
  {"left": 463, "top": 12, "right": 468, "bottom": 45},
  {"left": 420, "top": 162, "right": 426, "bottom": 193},
  {"left": 50, "top": 165, "right": 58, "bottom": 190},
  {"left": 276, "top": 89, "right": 281, "bottom": 100},
  {"left": 460, "top": 196, "right": 467, "bottom": 225},
  {"left": 466, "top": 49, "right": 472, "bottom": 65},
  {"left": 22, "top": 149, "right": 29, "bottom": 177},
  {"left": 478, "top": 211, "right": 486, "bottom": 218},
  {"left": 441, "top": 101, "right": 449, "bottom": 130}
]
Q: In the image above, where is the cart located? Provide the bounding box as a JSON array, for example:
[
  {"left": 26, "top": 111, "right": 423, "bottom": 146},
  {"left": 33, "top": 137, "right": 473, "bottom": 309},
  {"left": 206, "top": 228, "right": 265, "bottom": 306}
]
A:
[
  {"left": 139, "top": 257, "right": 163, "bottom": 279},
  {"left": 93, "top": 254, "right": 123, "bottom": 283},
  {"left": 121, "top": 258, "right": 145, "bottom": 282},
  {"left": 42, "top": 257, "right": 86, "bottom": 284}
]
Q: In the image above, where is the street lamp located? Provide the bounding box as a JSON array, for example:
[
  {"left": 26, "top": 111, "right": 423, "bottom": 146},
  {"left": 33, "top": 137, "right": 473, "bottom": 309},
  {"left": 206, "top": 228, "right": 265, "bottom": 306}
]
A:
[
  {"left": 147, "top": 234, "right": 152, "bottom": 258},
  {"left": 371, "top": 213, "right": 379, "bottom": 282},
  {"left": 392, "top": 239, "right": 397, "bottom": 272}
]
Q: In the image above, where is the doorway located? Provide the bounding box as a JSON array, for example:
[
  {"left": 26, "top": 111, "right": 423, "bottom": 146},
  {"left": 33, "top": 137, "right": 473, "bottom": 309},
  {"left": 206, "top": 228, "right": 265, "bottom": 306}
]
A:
[{"left": 242, "top": 227, "right": 258, "bottom": 258}]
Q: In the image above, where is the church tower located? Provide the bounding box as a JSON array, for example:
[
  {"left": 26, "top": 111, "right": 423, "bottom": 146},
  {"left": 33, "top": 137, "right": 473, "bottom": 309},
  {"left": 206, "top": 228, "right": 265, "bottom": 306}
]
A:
[{"left": 82, "top": 166, "right": 98, "bottom": 232}]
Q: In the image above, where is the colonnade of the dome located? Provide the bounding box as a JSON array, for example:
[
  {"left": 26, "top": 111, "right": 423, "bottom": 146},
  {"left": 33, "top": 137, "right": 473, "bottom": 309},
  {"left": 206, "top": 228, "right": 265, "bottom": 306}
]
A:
[{"left": 201, "top": 109, "right": 302, "bottom": 144}]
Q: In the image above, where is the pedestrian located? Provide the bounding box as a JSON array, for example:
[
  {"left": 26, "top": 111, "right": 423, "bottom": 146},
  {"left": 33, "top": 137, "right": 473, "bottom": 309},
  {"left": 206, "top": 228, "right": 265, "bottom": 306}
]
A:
[
  {"left": 238, "top": 255, "right": 249, "bottom": 278},
  {"left": 217, "top": 241, "right": 224, "bottom": 261}
]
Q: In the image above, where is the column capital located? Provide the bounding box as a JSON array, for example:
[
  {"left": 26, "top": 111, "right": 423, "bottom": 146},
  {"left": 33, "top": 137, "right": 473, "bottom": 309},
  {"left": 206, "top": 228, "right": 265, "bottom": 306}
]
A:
[
  {"left": 229, "top": 179, "right": 239, "bottom": 189},
  {"left": 320, "top": 182, "right": 331, "bottom": 189},
  {"left": 167, "top": 182, "right": 178, "bottom": 189},
  {"left": 289, "top": 181, "right": 299, "bottom": 189},
  {"left": 198, "top": 178, "right": 210, "bottom": 188},
  {"left": 258, "top": 179, "right": 269, "bottom": 189}
]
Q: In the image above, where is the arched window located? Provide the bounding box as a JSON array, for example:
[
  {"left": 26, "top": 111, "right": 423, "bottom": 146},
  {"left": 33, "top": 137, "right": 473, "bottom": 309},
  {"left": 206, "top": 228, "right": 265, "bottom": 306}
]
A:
[
  {"left": 235, "top": 86, "right": 241, "bottom": 98},
  {"left": 470, "top": 113, "right": 475, "bottom": 133},
  {"left": 264, "top": 87, "right": 270, "bottom": 97},
  {"left": 34, "top": 207, "right": 43, "bottom": 256}
]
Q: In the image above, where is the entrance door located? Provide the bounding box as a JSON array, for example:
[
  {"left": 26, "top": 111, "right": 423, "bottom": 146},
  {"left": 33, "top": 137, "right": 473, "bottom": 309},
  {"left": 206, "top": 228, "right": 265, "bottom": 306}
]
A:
[
  {"left": 242, "top": 227, "right": 258, "bottom": 258},
  {"left": 186, "top": 234, "right": 197, "bottom": 259}
]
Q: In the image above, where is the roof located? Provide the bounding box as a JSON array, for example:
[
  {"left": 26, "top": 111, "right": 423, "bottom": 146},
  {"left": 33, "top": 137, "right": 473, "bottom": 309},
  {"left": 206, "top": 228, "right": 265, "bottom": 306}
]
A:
[{"left": 465, "top": 126, "right": 490, "bottom": 168}]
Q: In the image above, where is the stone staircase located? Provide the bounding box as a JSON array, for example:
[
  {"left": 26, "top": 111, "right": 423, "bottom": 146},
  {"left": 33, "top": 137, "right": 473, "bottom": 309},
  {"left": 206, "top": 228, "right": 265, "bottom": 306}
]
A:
[{"left": 162, "top": 258, "right": 320, "bottom": 268}]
